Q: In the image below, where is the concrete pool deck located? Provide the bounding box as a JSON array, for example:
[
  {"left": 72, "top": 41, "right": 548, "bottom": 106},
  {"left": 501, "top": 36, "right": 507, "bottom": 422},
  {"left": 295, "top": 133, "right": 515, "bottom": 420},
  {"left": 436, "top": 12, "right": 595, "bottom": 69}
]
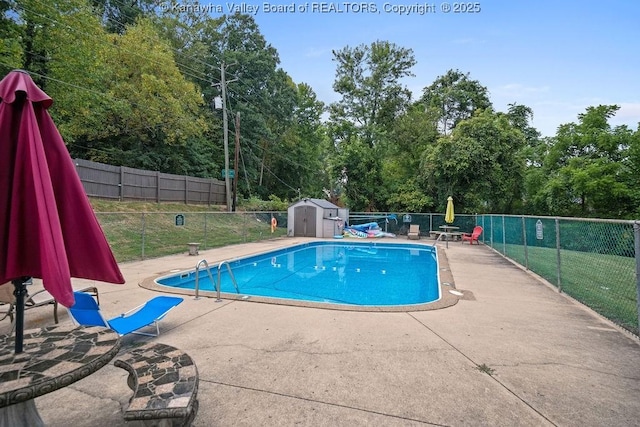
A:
[{"left": 4, "top": 237, "right": 640, "bottom": 426}]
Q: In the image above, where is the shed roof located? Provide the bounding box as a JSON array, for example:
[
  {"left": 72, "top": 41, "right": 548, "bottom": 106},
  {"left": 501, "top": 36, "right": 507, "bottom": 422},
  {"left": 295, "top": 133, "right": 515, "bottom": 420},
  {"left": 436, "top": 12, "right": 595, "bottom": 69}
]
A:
[{"left": 291, "top": 198, "right": 340, "bottom": 209}]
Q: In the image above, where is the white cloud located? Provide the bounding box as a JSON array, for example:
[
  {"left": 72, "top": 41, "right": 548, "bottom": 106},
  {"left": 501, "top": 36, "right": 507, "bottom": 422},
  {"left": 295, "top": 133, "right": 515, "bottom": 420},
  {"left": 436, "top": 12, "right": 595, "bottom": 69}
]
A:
[{"left": 616, "top": 103, "right": 640, "bottom": 121}]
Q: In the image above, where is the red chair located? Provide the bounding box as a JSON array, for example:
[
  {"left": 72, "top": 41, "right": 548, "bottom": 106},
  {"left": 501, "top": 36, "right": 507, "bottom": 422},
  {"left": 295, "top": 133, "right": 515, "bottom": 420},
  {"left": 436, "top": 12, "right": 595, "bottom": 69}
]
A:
[{"left": 461, "top": 226, "right": 483, "bottom": 245}]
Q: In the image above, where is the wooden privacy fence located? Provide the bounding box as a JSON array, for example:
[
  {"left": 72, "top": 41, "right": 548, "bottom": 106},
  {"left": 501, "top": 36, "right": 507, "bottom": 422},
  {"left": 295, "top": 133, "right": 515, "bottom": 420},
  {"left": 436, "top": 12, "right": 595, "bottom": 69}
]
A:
[{"left": 74, "top": 158, "right": 226, "bottom": 205}]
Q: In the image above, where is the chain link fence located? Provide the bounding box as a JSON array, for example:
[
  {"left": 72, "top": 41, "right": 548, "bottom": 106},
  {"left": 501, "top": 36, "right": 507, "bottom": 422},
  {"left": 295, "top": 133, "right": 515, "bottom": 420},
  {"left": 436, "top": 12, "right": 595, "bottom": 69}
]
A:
[
  {"left": 97, "top": 211, "right": 479, "bottom": 262},
  {"left": 95, "top": 210, "right": 639, "bottom": 336},
  {"left": 478, "top": 214, "right": 639, "bottom": 336},
  {"left": 96, "top": 211, "right": 288, "bottom": 262},
  {"left": 347, "top": 212, "right": 478, "bottom": 237}
]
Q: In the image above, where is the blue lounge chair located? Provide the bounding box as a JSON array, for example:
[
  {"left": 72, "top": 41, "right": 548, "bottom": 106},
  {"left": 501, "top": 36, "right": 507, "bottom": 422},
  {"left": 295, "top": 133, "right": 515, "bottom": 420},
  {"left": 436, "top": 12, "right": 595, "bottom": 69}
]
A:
[{"left": 68, "top": 292, "right": 183, "bottom": 337}]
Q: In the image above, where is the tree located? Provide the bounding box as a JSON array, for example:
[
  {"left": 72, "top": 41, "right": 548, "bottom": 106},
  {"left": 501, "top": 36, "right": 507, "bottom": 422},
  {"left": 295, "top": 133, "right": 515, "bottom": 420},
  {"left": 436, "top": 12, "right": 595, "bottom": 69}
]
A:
[
  {"left": 507, "top": 103, "right": 539, "bottom": 143},
  {"left": 2, "top": 0, "right": 213, "bottom": 176},
  {"left": 0, "top": 0, "right": 22, "bottom": 76},
  {"left": 420, "top": 69, "right": 492, "bottom": 135},
  {"left": 70, "top": 18, "right": 208, "bottom": 171},
  {"left": 382, "top": 104, "right": 439, "bottom": 211},
  {"left": 330, "top": 40, "right": 416, "bottom": 146},
  {"left": 421, "top": 109, "right": 525, "bottom": 213},
  {"left": 333, "top": 137, "right": 384, "bottom": 211},
  {"left": 505, "top": 103, "right": 547, "bottom": 213},
  {"left": 90, "top": 0, "right": 156, "bottom": 34},
  {"left": 269, "top": 82, "right": 328, "bottom": 200},
  {"left": 10, "top": 0, "right": 54, "bottom": 88},
  {"left": 624, "top": 127, "right": 640, "bottom": 216},
  {"left": 192, "top": 13, "right": 309, "bottom": 199},
  {"left": 38, "top": 0, "right": 115, "bottom": 145},
  {"left": 329, "top": 40, "right": 416, "bottom": 210},
  {"left": 538, "top": 105, "right": 634, "bottom": 217}
]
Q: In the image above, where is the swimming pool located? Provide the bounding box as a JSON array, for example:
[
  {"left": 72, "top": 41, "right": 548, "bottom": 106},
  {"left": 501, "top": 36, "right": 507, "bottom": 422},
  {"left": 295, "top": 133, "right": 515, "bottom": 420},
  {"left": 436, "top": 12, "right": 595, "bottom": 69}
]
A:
[{"left": 156, "top": 241, "right": 441, "bottom": 307}]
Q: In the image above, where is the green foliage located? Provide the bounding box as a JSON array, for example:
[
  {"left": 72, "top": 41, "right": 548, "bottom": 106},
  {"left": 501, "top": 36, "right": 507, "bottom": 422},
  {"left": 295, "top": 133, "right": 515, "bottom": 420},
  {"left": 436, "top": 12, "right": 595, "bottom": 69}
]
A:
[
  {"left": 70, "top": 17, "right": 207, "bottom": 172},
  {"left": 421, "top": 69, "right": 492, "bottom": 135},
  {"left": 239, "top": 195, "right": 289, "bottom": 211},
  {"left": 332, "top": 137, "right": 384, "bottom": 211},
  {"left": 329, "top": 40, "right": 416, "bottom": 210},
  {"left": 535, "top": 105, "right": 635, "bottom": 217},
  {"left": 103, "top": 18, "right": 207, "bottom": 144},
  {"left": 269, "top": 82, "right": 328, "bottom": 201},
  {"left": 330, "top": 40, "right": 415, "bottom": 146},
  {"left": 383, "top": 178, "right": 434, "bottom": 212},
  {"left": 90, "top": 0, "right": 156, "bottom": 34},
  {"left": 624, "top": 127, "right": 640, "bottom": 216},
  {"left": 1, "top": 0, "right": 638, "bottom": 220},
  {"left": 179, "top": 13, "right": 322, "bottom": 201},
  {"left": 386, "top": 105, "right": 439, "bottom": 175},
  {"left": 0, "top": 0, "right": 22, "bottom": 75},
  {"left": 422, "top": 109, "right": 525, "bottom": 213}
]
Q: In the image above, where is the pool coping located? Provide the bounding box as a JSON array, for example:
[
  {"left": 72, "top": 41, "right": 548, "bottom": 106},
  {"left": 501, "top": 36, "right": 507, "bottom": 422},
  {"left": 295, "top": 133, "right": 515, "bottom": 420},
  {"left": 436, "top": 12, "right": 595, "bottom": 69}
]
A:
[{"left": 139, "top": 241, "right": 463, "bottom": 312}]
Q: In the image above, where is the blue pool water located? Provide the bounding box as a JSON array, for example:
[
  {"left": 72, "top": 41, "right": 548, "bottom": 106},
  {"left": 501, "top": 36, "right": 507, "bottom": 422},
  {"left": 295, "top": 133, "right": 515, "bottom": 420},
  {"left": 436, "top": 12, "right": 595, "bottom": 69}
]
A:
[{"left": 156, "top": 241, "right": 440, "bottom": 306}]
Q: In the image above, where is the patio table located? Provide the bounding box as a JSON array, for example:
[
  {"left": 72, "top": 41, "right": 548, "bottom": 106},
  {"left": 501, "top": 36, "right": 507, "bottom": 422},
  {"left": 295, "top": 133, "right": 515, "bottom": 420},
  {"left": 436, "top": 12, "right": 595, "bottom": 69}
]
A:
[{"left": 0, "top": 324, "right": 121, "bottom": 427}]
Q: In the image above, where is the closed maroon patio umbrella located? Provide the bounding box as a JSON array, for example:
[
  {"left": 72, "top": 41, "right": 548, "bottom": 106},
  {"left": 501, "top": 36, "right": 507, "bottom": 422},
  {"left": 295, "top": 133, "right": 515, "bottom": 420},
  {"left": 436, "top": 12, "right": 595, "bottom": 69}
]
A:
[{"left": 0, "top": 70, "right": 124, "bottom": 353}]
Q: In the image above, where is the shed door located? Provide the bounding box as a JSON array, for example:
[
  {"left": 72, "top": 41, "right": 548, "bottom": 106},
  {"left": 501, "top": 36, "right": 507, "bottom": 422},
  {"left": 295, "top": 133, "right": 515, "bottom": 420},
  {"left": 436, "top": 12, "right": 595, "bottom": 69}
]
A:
[{"left": 294, "top": 206, "right": 317, "bottom": 237}]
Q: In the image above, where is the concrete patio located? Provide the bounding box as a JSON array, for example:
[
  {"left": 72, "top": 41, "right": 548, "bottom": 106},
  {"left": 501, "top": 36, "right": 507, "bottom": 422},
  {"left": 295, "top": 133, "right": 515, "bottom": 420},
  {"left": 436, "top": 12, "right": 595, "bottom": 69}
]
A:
[{"left": 3, "top": 237, "right": 640, "bottom": 426}]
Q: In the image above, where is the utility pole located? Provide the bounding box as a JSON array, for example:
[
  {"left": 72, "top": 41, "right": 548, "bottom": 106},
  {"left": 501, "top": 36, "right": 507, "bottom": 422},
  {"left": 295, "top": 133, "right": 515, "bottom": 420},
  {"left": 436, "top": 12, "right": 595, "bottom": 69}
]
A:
[
  {"left": 214, "top": 62, "right": 237, "bottom": 212},
  {"left": 233, "top": 112, "right": 240, "bottom": 212},
  {"left": 220, "top": 62, "right": 231, "bottom": 211}
]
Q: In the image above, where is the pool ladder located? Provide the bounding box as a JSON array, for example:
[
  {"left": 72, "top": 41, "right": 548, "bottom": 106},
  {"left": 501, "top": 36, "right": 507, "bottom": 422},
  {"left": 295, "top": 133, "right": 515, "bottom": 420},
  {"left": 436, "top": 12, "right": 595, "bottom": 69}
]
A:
[
  {"left": 194, "top": 259, "right": 239, "bottom": 302},
  {"left": 431, "top": 231, "right": 449, "bottom": 248}
]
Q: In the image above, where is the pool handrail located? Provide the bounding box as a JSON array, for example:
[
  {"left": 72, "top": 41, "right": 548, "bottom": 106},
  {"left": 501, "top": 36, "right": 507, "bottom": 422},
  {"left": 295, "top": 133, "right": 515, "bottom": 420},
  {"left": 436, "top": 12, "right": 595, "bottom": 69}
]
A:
[
  {"left": 216, "top": 261, "right": 240, "bottom": 302},
  {"left": 194, "top": 259, "right": 216, "bottom": 300},
  {"left": 431, "top": 232, "right": 442, "bottom": 246}
]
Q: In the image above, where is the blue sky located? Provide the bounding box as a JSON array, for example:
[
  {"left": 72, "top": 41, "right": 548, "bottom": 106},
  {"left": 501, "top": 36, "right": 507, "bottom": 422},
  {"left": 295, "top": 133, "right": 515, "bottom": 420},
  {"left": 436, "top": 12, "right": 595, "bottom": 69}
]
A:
[{"left": 205, "top": 0, "right": 639, "bottom": 137}]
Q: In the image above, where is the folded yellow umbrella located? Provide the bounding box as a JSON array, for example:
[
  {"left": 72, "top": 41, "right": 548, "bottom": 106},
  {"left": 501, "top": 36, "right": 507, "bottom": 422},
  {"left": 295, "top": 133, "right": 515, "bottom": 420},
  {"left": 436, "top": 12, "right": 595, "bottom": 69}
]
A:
[{"left": 445, "top": 196, "right": 455, "bottom": 224}]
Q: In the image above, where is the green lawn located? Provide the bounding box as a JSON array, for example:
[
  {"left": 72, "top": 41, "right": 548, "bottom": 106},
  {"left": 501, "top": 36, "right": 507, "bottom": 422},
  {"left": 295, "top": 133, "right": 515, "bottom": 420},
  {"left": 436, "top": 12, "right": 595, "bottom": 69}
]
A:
[
  {"left": 500, "top": 243, "right": 637, "bottom": 335},
  {"left": 91, "top": 200, "right": 287, "bottom": 262}
]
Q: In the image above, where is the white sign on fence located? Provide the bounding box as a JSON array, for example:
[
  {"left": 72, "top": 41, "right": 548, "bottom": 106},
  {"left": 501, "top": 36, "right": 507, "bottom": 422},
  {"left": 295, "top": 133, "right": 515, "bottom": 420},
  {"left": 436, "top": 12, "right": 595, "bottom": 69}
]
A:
[{"left": 535, "top": 220, "right": 543, "bottom": 240}]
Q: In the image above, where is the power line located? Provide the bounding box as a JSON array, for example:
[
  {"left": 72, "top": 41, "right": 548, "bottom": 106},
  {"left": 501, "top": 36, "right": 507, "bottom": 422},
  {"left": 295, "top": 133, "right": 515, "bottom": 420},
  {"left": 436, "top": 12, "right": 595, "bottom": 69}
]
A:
[
  {"left": 5, "top": 3, "right": 321, "bottom": 195},
  {"left": 24, "top": 0, "right": 215, "bottom": 86},
  {"left": 0, "top": 59, "right": 217, "bottom": 165}
]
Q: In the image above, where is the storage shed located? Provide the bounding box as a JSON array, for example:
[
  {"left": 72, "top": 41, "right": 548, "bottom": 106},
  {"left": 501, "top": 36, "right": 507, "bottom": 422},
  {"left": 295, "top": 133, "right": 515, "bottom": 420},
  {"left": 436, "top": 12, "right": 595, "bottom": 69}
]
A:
[{"left": 287, "top": 198, "right": 349, "bottom": 238}]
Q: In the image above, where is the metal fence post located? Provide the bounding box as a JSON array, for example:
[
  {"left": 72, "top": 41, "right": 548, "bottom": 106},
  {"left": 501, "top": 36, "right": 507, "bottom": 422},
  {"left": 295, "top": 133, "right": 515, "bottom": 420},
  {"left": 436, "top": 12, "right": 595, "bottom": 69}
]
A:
[
  {"left": 203, "top": 213, "right": 208, "bottom": 250},
  {"left": 490, "top": 215, "right": 494, "bottom": 248},
  {"left": 502, "top": 215, "right": 506, "bottom": 255},
  {"left": 141, "top": 212, "right": 146, "bottom": 259},
  {"left": 522, "top": 216, "right": 529, "bottom": 270},
  {"left": 555, "top": 218, "right": 562, "bottom": 292},
  {"left": 634, "top": 221, "right": 640, "bottom": 335}
]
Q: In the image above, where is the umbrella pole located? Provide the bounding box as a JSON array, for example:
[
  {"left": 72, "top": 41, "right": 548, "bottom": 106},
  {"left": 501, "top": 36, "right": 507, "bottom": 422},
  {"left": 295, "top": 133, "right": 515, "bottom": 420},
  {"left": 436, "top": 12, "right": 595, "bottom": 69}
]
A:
[{"left": 12, "top": 276, "right": 30, "bottom": 353}]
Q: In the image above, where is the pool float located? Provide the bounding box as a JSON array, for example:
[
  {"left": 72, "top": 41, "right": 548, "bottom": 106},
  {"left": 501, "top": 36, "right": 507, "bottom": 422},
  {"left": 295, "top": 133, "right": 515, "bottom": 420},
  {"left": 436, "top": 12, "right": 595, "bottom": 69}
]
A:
[
  {"left": 350, "top": 222, "right": 380, "bottom": 232},
  {"left": 344, "top": 228, "right": 368, "bottom": 238}
]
